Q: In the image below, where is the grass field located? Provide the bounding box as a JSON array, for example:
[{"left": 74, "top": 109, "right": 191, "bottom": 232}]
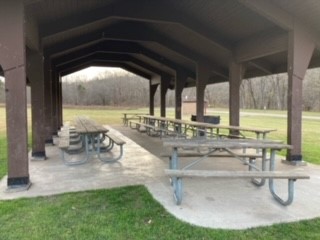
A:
[
  {"left": 0, "top": 106, "right": 320, "bottom": 239},
  {"left": 0, "top": 185, "right": 320, "bottom": 240}
]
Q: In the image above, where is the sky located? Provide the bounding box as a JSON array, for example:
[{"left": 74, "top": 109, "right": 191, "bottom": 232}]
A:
[
  {"left": 0, "top": 67, "right": 126, "bottom": 82},
  {"left": 63, "top": 66, "right": 127, "bottom": 81}
]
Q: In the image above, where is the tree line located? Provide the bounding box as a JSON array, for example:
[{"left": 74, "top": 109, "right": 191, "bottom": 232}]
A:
[
  {"left": 61, "top": 68, "right": 320, "bottom": 111},
  {"left": 0, "top": 68, "right": 319, "bottom": 111}
]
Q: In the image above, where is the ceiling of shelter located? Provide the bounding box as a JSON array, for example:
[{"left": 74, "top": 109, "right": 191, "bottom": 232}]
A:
[{"left": 24, "top": 0, "right": 320, "bottom": 86}]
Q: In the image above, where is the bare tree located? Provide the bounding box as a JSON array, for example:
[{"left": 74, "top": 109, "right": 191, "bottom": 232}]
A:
[{"left": 60, "top": 67, "right": 320, "bottom": 111}]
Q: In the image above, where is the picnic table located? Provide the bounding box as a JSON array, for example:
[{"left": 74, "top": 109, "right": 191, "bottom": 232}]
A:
[
  {"left": 122, "top": 113, "right": 146, "bottom": 126},
  {"left": 59, "top": 116, "right": 125, "bottom": 165},
  {"left": 138, "top": 115, "right": 276, "bottom": 140},
  {"left": 163, "top": 138, "right": 309, "bottom": 206}
]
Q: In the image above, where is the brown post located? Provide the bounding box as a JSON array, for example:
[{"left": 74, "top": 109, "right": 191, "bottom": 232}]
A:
[
  {"left": 58, "top": 78, "right": 63, "bottom": 128},
  {"left": 44, "top": 56, "right": 53, "bottom": 143},
  {"left": 196, "top": 63, "right": 210, "bottom": 122},
  {"left": 51, "top": 70, "right": 59, "bottom": 135},
  {"left": 149, "top": 81, "right": 159, "bottom": 116},
  {"left": 229, "top": 61, "right": 246, "bottom": 132},
  {"left": 160, "top": 75, "right": 171, "bottom": 117},
  {"left": 0, "top": 0, "right": 30, "bottom": 189},
  {"left": 28, "top": 51, "right": 47, "bottom": 160},
  {"left": 286, "top": 28, "right": 315, "bottom": 163},
  {"left": 175, "top": 70, "right": 187, "bottom": 119}
]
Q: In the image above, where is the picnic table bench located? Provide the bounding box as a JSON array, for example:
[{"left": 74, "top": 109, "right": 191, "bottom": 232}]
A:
[
  {"left": 163, "top": 138, "right": 309, "bottom": 206},
  {"left": 58, "top": 126, "right": 86, "bottom": 165},
  {"left": 99, "top": 132, "right": 126, "bottom": 162}
]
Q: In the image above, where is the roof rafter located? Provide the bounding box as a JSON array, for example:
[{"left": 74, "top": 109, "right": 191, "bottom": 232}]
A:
[
  {"left": 98, "top": 22, "right": 229, "bottom": 79},
  {"left": 52, "top": 40, "right": 196, "bottom": 79},
  {"left": 60, "top": 61, "right": 152, "bottom": 79},
  {"left": 237, "top": 0, "right": 320, "bottom": 50},
  {"left": 40, "top": 0, "right": 232, "bottom": 54},
  {"left": 235, "top": 31, "right": 287, "bottom": 62},
  {"left": 56, "top": 52, "right": 174, "bottom": 80},
  {"left": 26, "top": 14, "right": 39, "bottom": 50},
  {"left": 237, "top": 0, "right": 294, "bottom": 30},
  {"left": 44, "top": 21, "right": 228, "bottom": 80}
]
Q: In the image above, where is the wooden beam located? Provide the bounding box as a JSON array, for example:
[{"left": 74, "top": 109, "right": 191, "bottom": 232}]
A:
[
  {"left": 238, "top": 0, "right": 320, "bottom": 50},
  {"left": 286, "top": 29, "right": 315, "bottom": 162},
  {"left": 45, "top": 21, "right": 228, "bottom": 80},
  {"left": 24, "top": 0, "right": 42, "bottom": 5},
  {"left": 60, "top": 61, "right": 152, "bottom": 80},
  {"left": 26, "top": 15, "right": 40, "bottom": 51},
  {"left": 237, "top": 0, "right": 294, "bottom": 30},
  {"left": 151, "top": 76, "right": 161, "bottom": 85},
  {"left": 53, "top": 40, "right": 196, "bottom": 79},
  {"left": 40, "top": 0, "right": 232, "bottom": 54},
  {"left": 235, "top": 32, "right": 287, "bottom": 62},
  {"left": 0, "top": 0, "right": 30, "bottom": 189},
  {"left": 57, "top": 52, "right": 172, "bottom": 78},
  {"left": 149, "top": 80, "right": 159, "bottom": 115},
  {"left": 98, "top": 22, "right": 222, "bottom": 70},
  {"left": 248, "top": 59, "right": 273, "bottom": 75}
]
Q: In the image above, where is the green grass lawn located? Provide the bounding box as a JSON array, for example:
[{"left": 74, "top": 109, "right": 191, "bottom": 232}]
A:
[
  {"left": 0, "top": 106, "right": 320, "bottom": 239},
  {"left": 1, "top": 185, "right": 320, "bottom": 240},
  {"left": 0, "top": 135, "right": 7, "bottom": 179}
]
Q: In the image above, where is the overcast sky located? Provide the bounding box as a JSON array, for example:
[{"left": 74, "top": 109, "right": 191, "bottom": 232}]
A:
[
  {"left": 62, "top": 66, "right": 128, "bottom": 82},
  {"left": 0, "top": 67, "right": 126, "bottom": 82}
]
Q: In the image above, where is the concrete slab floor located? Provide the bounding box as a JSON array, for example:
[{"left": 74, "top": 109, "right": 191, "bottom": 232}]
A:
[{"left": 0, "top": 125, "right": 319, "bottom": 230}]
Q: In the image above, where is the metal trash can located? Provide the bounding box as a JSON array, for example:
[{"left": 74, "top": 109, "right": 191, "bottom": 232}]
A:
[
  {"left": 203, "top": 115, "right": 220, "bottom": 124},
  {"left": 191, "top": 115, "right": 220, "bottom": 124}
]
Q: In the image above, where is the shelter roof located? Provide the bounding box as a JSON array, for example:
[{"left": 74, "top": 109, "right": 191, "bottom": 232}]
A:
[{"left": 24, "top": 0, "right": 320, "bottom": 85}]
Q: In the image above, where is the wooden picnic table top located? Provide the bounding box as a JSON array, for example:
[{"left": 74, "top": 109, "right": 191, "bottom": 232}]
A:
[
  {"left": 162, "top": 138, "right": 292, "bottom": 150},
  {"left": 74, "top": 117, "right": 109, "bottom": 134},
  {"left": 139, "top": 115, "right": 276, "bottom": 134}
]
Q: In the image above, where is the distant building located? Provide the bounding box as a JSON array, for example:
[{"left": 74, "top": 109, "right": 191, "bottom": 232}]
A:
[{"left": 182, "top": 100, "right": 208, "bottom": 116}]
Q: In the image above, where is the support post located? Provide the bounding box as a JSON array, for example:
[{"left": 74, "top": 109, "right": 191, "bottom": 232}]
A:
[
  {"left": 160, "top": 75, "right": 171, "bottom": 117},
  {"left": 149, "top": 79, "right": 159, "bottom": 116},
  {"left": 175, "top": 70, "right": 188, "bottom": 119},
  {"left": 286, "top": 27, "right": 315, "bottom": 164},
  {"left": 196, "top": 63, "right": 210, "bottom": 122},
  {"left": 44, "top": 56, "right": 53, "bottom": 143},
  {"left": 51, "top": 70, "right": 59, "bottom": 135},
  {"left": 229, "top": 61, "right": 246, "bottom": 133},
  {"left": 58, "top": 78, "right": 63, "bottom": 129},
  {"left": 0, "top": 1, "right": 31, "bottom": 189},
  {"left": 28, "top": 50, "right": 47, "bottom": 160}
]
